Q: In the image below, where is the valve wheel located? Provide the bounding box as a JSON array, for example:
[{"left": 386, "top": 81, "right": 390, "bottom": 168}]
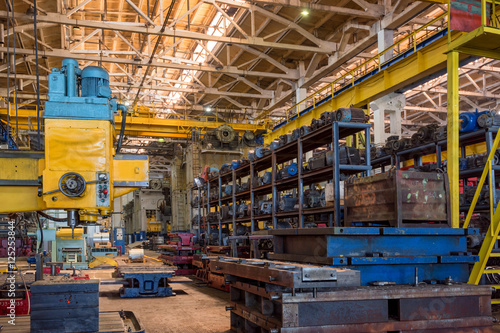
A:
[{"left": 59, "top": 172, "right": 86, "bottom": 197}]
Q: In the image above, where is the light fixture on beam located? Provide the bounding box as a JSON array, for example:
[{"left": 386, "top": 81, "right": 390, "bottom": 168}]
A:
[
  {"left": 204, "top": 106, "right": 212, "bottom": 112},
  {"left": 215, "top": 64, "right": 223, "bottom": 71},
  {"left": 301, "top": 9, "right": 309, "bottom": 16},
  {"left": 26, "top": 6, "right": 35, "bottom": 16}
]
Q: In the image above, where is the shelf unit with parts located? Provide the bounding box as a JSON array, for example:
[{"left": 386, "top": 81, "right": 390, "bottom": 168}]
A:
[
  {"left": 201, "top": 121, "right": 372, "bottom": 246},
  {"left": 371, "top": 127, "right": 500, "bottom": 214}
]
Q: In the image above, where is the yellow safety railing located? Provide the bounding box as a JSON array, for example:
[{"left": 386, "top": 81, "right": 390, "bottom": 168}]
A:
[{"left": 276, "top": 11, "right": 449, "bottom": 125}]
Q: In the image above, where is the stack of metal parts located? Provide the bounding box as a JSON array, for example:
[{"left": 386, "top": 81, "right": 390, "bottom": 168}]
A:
[
  {"left": 117, "top": 266, "right": 176, "bottom": 298},
  {"left": 254, "top": 200, "right": 272, "bottom": 215},
  {"left": 158, "top": 233, "right": 201, "bottom": 275},
  {"left": 268, "top": 227, "right": 479, "bottom": 285},
  {"left": 460, "top": 185, "right": 500, "bottom": 207},
  {"left": 193, "top": 254, "right": 229, "bottom": 292},
  {"left": 30, "top": 279, "right": 99, "bottom": 332},
  {"left": 218, "top": 258, "right": 493, "bottom": 332}
]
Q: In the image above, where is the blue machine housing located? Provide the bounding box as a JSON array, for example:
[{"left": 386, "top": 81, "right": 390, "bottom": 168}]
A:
[
  {"left": 459, "top": 110, "right": 489, "bottom": 133},
  {"left": 44, "top": 58, "right": 120, "bottom": 122},
  {"left": 269, "top": 227, "right": 479, "bottom": 285}
]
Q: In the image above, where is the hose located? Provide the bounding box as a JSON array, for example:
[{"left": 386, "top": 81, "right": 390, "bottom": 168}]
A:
[
  {"left": 35, "top": 213, "right": 43, "bottom": 253},
  {"left": 116, "top": 104, "right": 127, "bottom": 153}
]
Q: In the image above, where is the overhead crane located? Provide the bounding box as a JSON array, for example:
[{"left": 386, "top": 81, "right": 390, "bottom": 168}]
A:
[{"left": 0, "top": 106, "right": 269, "bottom": 141}]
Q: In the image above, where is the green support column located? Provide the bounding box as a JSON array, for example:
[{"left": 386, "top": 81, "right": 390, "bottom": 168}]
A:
[{"left": 447, "top": 50, "right": 460, "bottom": 228}]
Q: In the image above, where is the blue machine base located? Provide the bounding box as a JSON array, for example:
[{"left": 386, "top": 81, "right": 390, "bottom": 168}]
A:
[{"left": 120, "top": 286, "right": 176, "bottom": 298}]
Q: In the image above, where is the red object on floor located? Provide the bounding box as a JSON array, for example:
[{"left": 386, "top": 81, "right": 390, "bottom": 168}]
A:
[
  {"left": 72, "top": 274, "right": 90, "bottom": 280},
  {"left": 42, "top": 266, "right": 61, "bottom": 275},
  {"left": 0, "top": 292, "right": 30, "bottom": 315}
]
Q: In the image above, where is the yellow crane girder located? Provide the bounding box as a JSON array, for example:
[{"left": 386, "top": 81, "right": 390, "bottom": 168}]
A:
[{"left": 0, "top": 108, "right": 268, "bottom": 139}]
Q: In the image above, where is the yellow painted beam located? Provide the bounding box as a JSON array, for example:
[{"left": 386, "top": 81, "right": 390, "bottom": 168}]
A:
[
  {"left": 266, "top": 31, "right": 466, "bottom": 144},
  {"left": 0, "top": 108, "right": 268, "bottom": 138},
  {"left": 447, "top": 50, "right": 460, "bottom": 228}
]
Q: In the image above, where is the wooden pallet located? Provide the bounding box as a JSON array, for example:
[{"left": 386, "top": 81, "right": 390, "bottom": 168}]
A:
[{"left": 127, "top": 257, "right": 146, "bottom": 263}]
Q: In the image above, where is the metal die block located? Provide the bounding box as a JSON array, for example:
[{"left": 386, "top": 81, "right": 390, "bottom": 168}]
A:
[
  {"left": 398, "top": 296, "right": 482, "bottom": 321},
  {"left": 302, "top": 266, "right": 337, "bottom": 281}
]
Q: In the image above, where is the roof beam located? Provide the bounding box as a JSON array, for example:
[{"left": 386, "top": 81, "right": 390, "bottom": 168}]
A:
[
  {"left": 0, "top": 46, "right": 297, "bottom": 79},
  {"left": 242, "top": 0, "right": 383, "bottom": 19},
  {"left": 0, "top": 11, "right": 335, "bottom": 54}
]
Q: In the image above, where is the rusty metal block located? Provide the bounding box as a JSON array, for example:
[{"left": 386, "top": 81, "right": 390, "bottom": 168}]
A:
[{"left": 345, "top": 170, "right": 451, "bottom": 227}]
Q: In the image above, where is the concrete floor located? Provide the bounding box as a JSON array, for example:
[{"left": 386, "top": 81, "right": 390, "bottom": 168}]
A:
[{"left": 87, "top": 252, "right": 230, "bottom": 333}]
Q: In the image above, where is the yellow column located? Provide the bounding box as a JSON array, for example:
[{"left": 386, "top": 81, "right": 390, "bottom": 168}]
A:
[{"left": 447, "top": 50, "right": 460, "bottom": 228}]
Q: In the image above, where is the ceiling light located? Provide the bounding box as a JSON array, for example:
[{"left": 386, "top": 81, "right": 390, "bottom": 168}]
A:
[
  {"left": 205, "top": 106, "right": 212, "bottom": 112},
  {"left": 124, "top": 100, "right": 130, "bottom": 106},
  {"left": 158, "top": 138, "right": 165, "bottom": 143},
  {"left": 301, "top": 9, "right": 309, "bottom": 16},
  {"left": 215, "top": 64, "right": 223, "bottom": 70},
  {"left": 73, "top": 26, "right": 81, "bottom": 31},
  {"left": 134, "top": 56, "right": 141, "bottom": 62}
]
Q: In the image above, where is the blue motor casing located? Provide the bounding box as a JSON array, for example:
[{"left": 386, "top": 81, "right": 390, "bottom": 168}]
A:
[
  {"left": 255, "top": 147, "right": 269, "bottom": 158},
  {"left": 248, "top": 150, "right": 255, "bottom": 161},
  {"left": 287, "top": 162, "right": 298, "bottom": 176},
  {"left": 232, "top": 160, "right": 241, "bottom": 169},
  {"left": 44, "top": 58, "right": 115, "bottom": 122},
  {"left": 270, "top": 139, "right": 280, "bottom": 151}
]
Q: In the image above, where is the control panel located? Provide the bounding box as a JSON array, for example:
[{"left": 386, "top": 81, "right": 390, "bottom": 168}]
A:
[{"left": 96, "top": 172, "right": 110, "bottom": 207}]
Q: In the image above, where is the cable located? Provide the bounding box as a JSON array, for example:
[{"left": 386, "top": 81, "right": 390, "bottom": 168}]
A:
[
  {"left": 33, "top": 0, "right": 42, "bottom": 150},
  {"left": 14, "top": 264, "right": 30, "bottom": 315},
  {"left": 37, "top": 211, "right": 67, "bottom": 222},
  {"left": 5, "top": 0, "right": 9, "bottom": 141},
  {"left": 116, "top": 106, "right": 127, "bottom": 153},
  {"left": 132, "top": 0, "right": 176, "bottom": 107},
  {"left": 35, "top": 213, "right": 43, "bottom": 253},
  {"left": 9, "top": 0, "right": 18, "bottom": 145}
]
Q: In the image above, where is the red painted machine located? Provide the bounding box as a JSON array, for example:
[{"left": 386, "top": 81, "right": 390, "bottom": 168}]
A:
[{"left": 158, "top": 233, "right": 201, "bottom": 275}]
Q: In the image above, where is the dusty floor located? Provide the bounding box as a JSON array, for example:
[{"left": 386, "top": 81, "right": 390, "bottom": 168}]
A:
[{"left": 87, "top": 250, "right": 231, "bottom": 333}]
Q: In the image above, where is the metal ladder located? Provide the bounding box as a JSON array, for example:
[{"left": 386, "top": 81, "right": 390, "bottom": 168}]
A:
[{"left": 463, "top": 130, "right": 500, "bottom": 303}]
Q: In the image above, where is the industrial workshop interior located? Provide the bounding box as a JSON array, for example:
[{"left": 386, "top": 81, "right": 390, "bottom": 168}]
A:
[{"left": 4, "top": 0, "right": 500, "bottom": 333}]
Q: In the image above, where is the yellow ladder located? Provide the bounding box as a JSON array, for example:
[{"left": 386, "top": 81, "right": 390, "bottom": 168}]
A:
[{"left": 463, "top": 130, "right": 500, "bottom": 303}]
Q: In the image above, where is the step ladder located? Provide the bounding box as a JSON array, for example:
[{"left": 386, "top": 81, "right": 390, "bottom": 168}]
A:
[{"left": 463, "top": 129, "right": 500, "bottom": 303}]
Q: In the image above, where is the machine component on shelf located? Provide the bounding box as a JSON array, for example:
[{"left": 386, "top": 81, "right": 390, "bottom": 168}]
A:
[
  {"left": 220, "top": 206, "right": 230, "bottom": 220},
  {"left": 307, "top": 189, "right": 325, "bottom": 208},
  {"left": 236, "top": 180, "right": 250, "bottom": 193},
  {"left": 269, "top": 227, "right": 480, "bottom": 285},
  {"left": 278, "top": 133, "right": 293, "bottom": 147},
  {"left": 202, "top": 124, "right": 239, "bottom": 150},
  {"left": 345, "top": 170, "right": 451, "bottom": 227},
  {"left": 411, "top": 123, "right": 440, "bottom": 146},
  {"left": 224, "top": 185, "right": 233, "bottom": 197},
  {"left": 433, "top": 125, "right": 447, "bottom": 141},
  {"left": 278, "top": 196, "right": 297, "bottom": 212},
  {"left": 310, "top": 117, "right": 325, "bottom": 130},
  {"left": 391, "top": 137, "right": 412, "bottom": 152},
  {"left": 460, "top": 111, "right": 481, "bottom": 132},
  {"left": 228, "top": 204, "right": 239, "bottom": 217},
  {"left": 236, "top": 204, "right": 249, "bottom": 218},
  {"left": 117, "top": 266, "right": 176, "bottom": 298},
  {"left": 247, "top": 150, "right": 255, "bottom": 161},
  {"left": 270, "top": 139, "right": 281, "bottom": 150},
  {"left": 299, "top": 125, "right": 312, "bottom": 136},
  {"left": 258, "top": 172, "right": 272, "bottom": 185},
  {"left": 383, "top": 135, "right": 399, "bottom": 154},
  {"left": 276, "top": 162, "right": 298, "bottom": 180},
  {"left": 255, "top": 200, "right": 272, "bottom": 215},
  {"left": 254, "top": 146, "right": 270, "bottom": 158},
  {"left": 231, "top": 160, "right": 241, "bottom": 169},
  {"left": 208, "top": 227, "right": 229, "bottom": 246},
  {"left": 308, "top": 152, "right": 327, "bottom": 170},
  {"left": 320, "top": 111, "right": 336, "bottom": 125},
  {"left": 210, "top": 188, "right": 219, "bottom": 201},
  {"left": 191, "top": 195, "right": 200, "bottom": 207},
  {"left": 220, "top": 163, "right": 231, "bottom": 174},
  {"left": 241, "top": 130, "right": 256, "bottom": 147},
  {"left": 30, "top": 279, "right": 100, "bottom": 333},
  {"left": 206, "top": 212, "right": 219, "bottom": 223},
  {"left": 291, "top": 128, "right": 301, "bottom": 140},
  {"left": 335, "top": 107, "right": 368, "bottom": 123},
  {"left": 337, "top": 147, "right": 362, "bottom": 165},
  {"left": 477, "top": 111, "right": 500, "bottom": 128},
  {"left": 210, "top": 170, "right": 219, "bottom": 178},
  {"left": 234, "top": 224, "right": 250, "bottom": 236},
  {"left": 461, "top": 185, "right": 500, "bottom": 207},
  {"left": 239, "top": 157, "right": 250, "bottom": 166},
  {"left": 158, "top": 233, "right": 201, "bottom": 275}
]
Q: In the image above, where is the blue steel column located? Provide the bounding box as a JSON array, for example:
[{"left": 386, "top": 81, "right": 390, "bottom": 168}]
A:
[
  {"left": 298, "top": 138, "right": 304, "bottom": 228},
  {"left": 207, "top": 181, "right": 211, "bottom": 245},
  {"left": 250, "top": 163, "right": 255, "bottom": 233},
  {"left": 190, "top": 188, "right": 194, "bottom": 236},
  {"left": 333, "top": 122, "right": 340, "bottom": 226},
  {"left": 447, "top": 50, "right": 460, "bottom": 228},
  {"left": 198, "top": 189, "right": 201, "bottom": 239},
  {"left": 232, "top": 169, "right": 237, "bottom": 257},
  {"left": 272, "top": 152, "right": 277, "bottom": 229},
  {"left": 218, "top": 176, "right": 222, "bottom": 244},
  {"left": 365, "top": 125, "right": 371, "bottom": 176}
]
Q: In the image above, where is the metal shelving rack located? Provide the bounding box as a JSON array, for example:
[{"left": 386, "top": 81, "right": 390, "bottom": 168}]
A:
[
  {"left": 203, "top": 121, "right": 372, "bottom": 234},
  {"left": 190, "top": 186, "right": 202, "bottom": 240}
]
